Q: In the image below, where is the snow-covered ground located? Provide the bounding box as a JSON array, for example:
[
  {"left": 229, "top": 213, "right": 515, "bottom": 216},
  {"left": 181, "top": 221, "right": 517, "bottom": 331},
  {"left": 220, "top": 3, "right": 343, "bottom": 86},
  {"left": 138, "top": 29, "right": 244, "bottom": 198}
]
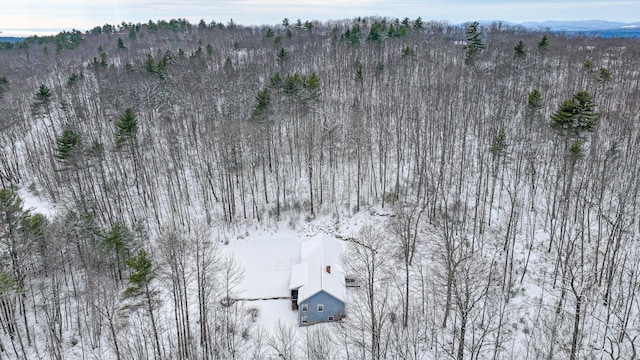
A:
[
  {"left": 226, "top": 233, "right": 302, "bottom": 300},
  {"left": 18, "top": 186, "right": 59, "bottom": 218},
  {"left": 221, "top": 219, "right": 347, "bottom": 332},
  {"left": 219, "top": 212, "right": 377, "bottom": 334}
]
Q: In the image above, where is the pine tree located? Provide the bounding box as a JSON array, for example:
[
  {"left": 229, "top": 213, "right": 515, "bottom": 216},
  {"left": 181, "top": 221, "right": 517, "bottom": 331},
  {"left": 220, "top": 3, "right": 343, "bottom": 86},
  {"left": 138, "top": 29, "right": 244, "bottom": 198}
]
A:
[
  {"left": 54, "top": 129, "right": 82, "bottom": 165},
  {"left": 123, "top": 249, "right": 162, "bottom": 359},
  {"left": 265, "top": 27, "right": 275, "bottom": 38},
  {"left": 528, "top": 89, "right": 543, "bottom": 112},
  {"left": 67, "top": 72, "right": 82, "bottom": 86},
  {"left": 347, "top": 23, "right": 361, "bottom": 46},
  {"left": 277, "top": 48, "right": 288, "bottom": 63},
  {"left": 103, "top": 223, "right": 135, "bottom": 282},
  {"left": 513, "top": 40, "right": 526, "bottom": 60},
  {"left": 413, "top": 17, "right": 423, "bottom": 29},
  {"left": 252, "top": 88, "right": 271, "bottom": 118},
  {"left": 551, "top": 91, "right": 599, "bottom": 139},
  {"left": 32, "top": 84, "right": 52, "bottom": 115},
  {"left": 538, "top": 34, "right": 550, "bottom": 54},
  {"left": 355, "top": 64, "right": 363, "bottom": 81},
  {"left": 402, "top": 46, "right": 416, "bottom": 57},
  {"left": 115, "top": 108, "right": 138, "bottom": 149},
  {"left": 304, "top": 20, "right": 313, "bottom": 32},
  {"left": 143, "top": 54, "right": 156, "bottom": 73},
  {"left": 597, "top": 67, "right": 612, "bottom": 82},
  {"left": 301, "top": 72, "right": 321, "bottom": 103},
  {"left": 464, "top": 22, "right": 485, "bottom": 65}
]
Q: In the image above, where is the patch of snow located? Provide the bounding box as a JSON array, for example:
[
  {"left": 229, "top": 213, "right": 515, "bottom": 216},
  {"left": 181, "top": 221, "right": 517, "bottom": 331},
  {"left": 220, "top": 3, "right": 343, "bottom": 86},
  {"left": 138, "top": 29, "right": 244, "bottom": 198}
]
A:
[{"left": 17, "top": 187, "right": 59, "bottom": 218}]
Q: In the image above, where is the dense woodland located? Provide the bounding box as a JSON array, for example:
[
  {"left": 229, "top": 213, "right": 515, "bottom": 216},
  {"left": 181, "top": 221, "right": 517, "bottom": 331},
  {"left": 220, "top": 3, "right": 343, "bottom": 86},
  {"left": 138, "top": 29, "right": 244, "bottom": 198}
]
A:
[{"left": 1, "top": 16, "right": 640, "bottom": 359}]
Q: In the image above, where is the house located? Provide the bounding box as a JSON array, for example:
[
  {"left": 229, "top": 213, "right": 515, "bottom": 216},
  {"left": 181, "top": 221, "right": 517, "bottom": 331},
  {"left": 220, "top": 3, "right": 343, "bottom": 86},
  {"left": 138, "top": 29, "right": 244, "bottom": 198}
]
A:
[{"left": 289, "top": 236, "right": 346, "bottom": 326}]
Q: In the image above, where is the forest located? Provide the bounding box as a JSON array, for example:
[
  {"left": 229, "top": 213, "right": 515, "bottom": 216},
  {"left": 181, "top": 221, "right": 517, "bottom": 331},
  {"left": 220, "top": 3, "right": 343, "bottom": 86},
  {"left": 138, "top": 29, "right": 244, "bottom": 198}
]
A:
[{"left": 1, "top": 16, "right": 640, "bottom": 359}]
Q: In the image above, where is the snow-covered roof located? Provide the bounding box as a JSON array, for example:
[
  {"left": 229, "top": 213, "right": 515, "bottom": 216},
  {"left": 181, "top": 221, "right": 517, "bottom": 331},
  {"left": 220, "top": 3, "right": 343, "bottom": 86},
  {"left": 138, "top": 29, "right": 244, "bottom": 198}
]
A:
[
  {"left": 289, "top": 236, "right": 346, "bottom": 303},
  {"left": 289, "top": 262, "right": 309, "bottom": 290}
]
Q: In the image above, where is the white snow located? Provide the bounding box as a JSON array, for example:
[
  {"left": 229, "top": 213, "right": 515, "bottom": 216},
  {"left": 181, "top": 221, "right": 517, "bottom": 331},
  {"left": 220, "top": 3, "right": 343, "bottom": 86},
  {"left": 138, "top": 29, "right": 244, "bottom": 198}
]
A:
[
  {"left": 17, "top": 187, "right": 58, "bottom": 218},
  {"left": 222, "top": 223, "right": 350, "bottom": 331},
  {"left": 224, "top": 233, "right": 301, "bottom": 299},
  {"left": 294, "top": 236, "right": 346, "bottom": 303},
  {"left": 289, "top": 261, "right": 309, "bottom": 290}
]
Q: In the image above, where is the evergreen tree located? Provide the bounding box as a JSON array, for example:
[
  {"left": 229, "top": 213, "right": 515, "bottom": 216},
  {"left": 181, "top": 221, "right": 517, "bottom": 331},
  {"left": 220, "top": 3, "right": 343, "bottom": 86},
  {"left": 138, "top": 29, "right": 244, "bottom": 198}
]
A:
[
  {"left": 103, "top": 223, "right": 135, "bottom": 282},
  {"left": 32, "top": 84, "right": 52, "bottom": 115},
  {"left": 143, "top": 54, "right": 156, "bottom": 73},
  {"left": 346, "top": 23, "right": 361, "bottom": 46},
  {"left": 597, "top": 67, "right": 612, "bottom": 82},
  {"left": 490, "top": 127, "right": 508, "bottom": 158},
  {"left": 277, "top": 47, "right": 288, "bottom": 63},
  {"left": 67, "top": 72, "right": 82, "bottom": 86},
  {"left": 402, "top": 46, "right": 416, "bottom": 57},
  {"left": 464, "top": 22, "right": 485, "bottom": 65},
  {"left": 252, "top": 88, "right": 271, "bottom": 118},
  {"left": 265, "top": 27, "right": 275, "bottom": 38},
  {"left": 269, "top": 72, "right": 283, "bottom": 88},
  {"left": 414, "top": 17, "right": 423, "bottom": 29},
  {"left": 538, "top": 34, "right": 549, "bottom": 54},
  {"left": 115, "top": 108, "right": 138, "bottom": 149},
  {"left": 0, "top": 270, "right": 18, "bottom": 296},
  {"left": 54, "top": 129, "right": 82, "bottom": 165},
  {"left": 304, "top": 20, "right": 313, "bottom": 31},
  {"left": 551, "top": 91, "right": 599, "bottom": 139},
  {"left": 367, "top": 21, "right": 385, "bottom": 43},
  {"left": 527, "top": 88, "right": 544, "bottom": 127},
  {"left": 283, "top": 73, "right": 303, "bottom": 94},
  {"left": 124, "top": 249, "right": 155, "bottom": 300},
  {"left": 123, "top": 249, "right": 162, "bottom": 359},
  {"left": 528, "top": 89, "right": 543, "bottom": 112},
  {"left": 99, "top": 50, "right": 108, "bottom": 66},
  {"left": 301, "top": 72, "right": 321, "bottom": 103},
  {"left": 117, "top": 38, "right": 126, "bottom": 49},
  {"left": 513, "top": 40, "right": 526, "bottom": 60},
  {"left": 355, "top": 64, "right": 363, "bottom": 81}
]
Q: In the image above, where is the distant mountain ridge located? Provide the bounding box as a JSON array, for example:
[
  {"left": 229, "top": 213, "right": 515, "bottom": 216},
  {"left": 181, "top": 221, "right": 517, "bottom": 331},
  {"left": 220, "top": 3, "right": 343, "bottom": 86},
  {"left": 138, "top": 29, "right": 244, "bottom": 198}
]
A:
[
  {"left": 468, "top": 20, "right": 640, "bottom": 38},
  {"left": 0, "top": 37, "right": 25, "bottom": 43},
  {"left": 518, "top": 20, "right": 640, "bottom": 31}
]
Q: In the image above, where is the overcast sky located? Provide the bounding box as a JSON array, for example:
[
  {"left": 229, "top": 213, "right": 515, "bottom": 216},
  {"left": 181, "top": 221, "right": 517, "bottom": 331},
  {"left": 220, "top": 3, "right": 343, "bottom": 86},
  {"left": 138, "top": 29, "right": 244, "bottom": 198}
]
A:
[{"left": 2, "top": 0, "right": 639, "bottom": 36}]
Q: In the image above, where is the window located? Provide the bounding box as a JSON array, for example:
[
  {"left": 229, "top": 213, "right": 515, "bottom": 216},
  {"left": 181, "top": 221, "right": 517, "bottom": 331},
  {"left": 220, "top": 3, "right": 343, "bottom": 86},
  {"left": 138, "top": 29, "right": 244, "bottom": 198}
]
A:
[
  {"left": 301, "top": 316, "right": 308, "bottom": 324},
  {"left": 328, "top": 316, "right": 334, "bottom": 321},
  {"left": 317, "top": 304, "right": 324, "bottom": 312},
  {"left": 301, "top": 304, "right": 308, "bottom": 312}
]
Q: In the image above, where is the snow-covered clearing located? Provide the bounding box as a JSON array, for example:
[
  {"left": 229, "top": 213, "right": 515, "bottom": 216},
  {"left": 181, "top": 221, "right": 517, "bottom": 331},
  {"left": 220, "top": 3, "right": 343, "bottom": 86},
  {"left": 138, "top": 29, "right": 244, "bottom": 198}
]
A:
[{"left": 220, "top": 216, "right": 355, "bottom": 332}]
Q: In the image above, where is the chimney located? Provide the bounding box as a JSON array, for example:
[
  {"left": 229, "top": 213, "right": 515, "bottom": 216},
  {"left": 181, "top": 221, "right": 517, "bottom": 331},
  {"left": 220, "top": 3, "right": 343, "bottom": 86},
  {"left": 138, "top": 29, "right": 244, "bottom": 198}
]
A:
[{"left": 326, "top": 265, "right": 331, "bottom": 274}]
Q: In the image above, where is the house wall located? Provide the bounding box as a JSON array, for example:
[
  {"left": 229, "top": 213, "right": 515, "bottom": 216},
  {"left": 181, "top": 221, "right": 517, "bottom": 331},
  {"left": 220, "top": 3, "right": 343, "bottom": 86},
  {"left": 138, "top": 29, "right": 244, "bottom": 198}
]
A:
[{"left": 299, "top": 291, "right": 345, "bottom": 326}]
